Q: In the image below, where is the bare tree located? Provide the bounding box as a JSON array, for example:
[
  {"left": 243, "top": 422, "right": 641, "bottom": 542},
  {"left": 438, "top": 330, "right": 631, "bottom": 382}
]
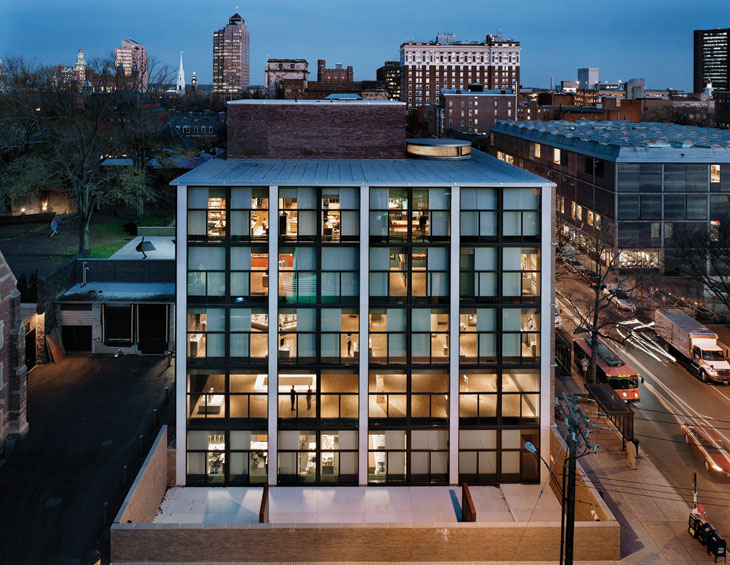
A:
[{"left": 556, "top": 219, "right": 641, "bottom": 385}]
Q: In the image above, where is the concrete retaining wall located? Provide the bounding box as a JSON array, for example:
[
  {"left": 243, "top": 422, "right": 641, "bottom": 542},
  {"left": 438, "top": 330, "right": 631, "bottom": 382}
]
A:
[
  {"left": 115, "top": 426, "right": 168, "bottom": 524},
  {"left": 111, "top": 520, "right": 619, "bottom": 563}
]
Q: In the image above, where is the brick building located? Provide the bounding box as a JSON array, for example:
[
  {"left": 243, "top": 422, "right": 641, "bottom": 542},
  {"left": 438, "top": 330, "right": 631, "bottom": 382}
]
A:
[
  {"left": 433, "top": 86, "right": 517, "bottom": 136},
  {"left": 227, "top": 100, "right": 404, "bottom": 159},
  {"left": 317, "top": 59, "right": 353, "bottom": 82},
  {"left": 0, "top": 251, "right": 28, "bottom": 460},
  {"left": 401, "top": 33, "right": 520, "bottom": 110}
]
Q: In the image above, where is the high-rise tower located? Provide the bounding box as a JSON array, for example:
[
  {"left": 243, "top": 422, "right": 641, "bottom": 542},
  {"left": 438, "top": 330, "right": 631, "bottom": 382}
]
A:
[
  {"left": 694, "top": 28, "right": 729, "bottom": 93},
  {"left": 213, "top": 13, "right": 250, "bottom": 95},
  {"left": 115, "top": 39, "right": 148, "bottom": 90},
  {"left": 74, "top": 48, "right": 86, "bottom": 81}
]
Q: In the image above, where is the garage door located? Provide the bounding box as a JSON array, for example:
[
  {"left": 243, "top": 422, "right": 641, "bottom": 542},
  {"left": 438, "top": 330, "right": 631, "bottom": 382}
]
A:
[
  {"left": 138, "top": 305, "right": 168, "bottom": 354},
  {"left": 61, "top": 325, "right": 92, "bottom": 352}
]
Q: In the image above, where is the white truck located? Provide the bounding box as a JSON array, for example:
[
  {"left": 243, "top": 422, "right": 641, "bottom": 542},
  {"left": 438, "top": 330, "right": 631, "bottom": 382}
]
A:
[{"left": 655, "top": 309, "right": 730, "bottom": 384}]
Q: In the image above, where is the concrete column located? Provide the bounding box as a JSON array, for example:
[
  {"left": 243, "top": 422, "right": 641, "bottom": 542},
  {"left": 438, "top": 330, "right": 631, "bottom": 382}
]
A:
[
  {"left": 540, "top": 183, "right": 554, "bottom": 485},
  {"left": 449, "top": 185, "right": 460, "bottom": 485},
  {"left": 175, "top": 185, "right": 187, "bottom": 485},
  {"left": 358, "top": 185, "right": 369, "bottom": 485},
  {"left": 268, "top": 185, "right": 279, "bottom": 486}
]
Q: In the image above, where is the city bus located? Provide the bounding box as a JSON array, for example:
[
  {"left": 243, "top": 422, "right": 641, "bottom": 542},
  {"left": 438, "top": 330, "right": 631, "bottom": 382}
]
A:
[{"left": 573, "top": 336, "right": 640, "bottom": 402}]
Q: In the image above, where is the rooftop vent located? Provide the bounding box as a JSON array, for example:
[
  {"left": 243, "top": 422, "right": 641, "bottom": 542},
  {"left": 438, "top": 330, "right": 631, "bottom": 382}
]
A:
[{"left": 406, "top": 138, "right": 471, "bottom": 160}]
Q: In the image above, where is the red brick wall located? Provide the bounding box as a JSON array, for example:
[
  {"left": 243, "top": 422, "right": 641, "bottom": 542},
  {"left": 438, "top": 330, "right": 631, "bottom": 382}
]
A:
[{"left": 227, "top": 103, "right": 406, "bottom": 159}]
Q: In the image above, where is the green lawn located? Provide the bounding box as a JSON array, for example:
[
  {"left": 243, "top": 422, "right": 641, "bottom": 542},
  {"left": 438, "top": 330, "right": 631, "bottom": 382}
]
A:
[{"left": 0, "top": 223, "right": 45, "bottom": 241}]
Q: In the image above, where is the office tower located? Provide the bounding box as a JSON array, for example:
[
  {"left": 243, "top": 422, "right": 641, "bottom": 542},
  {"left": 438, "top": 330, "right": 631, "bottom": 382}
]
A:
[
  {"left": 400, "top": 32, "right": 520, "bottom": 110},
  {"left": 171, "top": 99, "right": 552, "bottom": 487},
  {"left": 213, "top": 13, "right": 250, "bottom": 95},
  {"left": 694, "top": 28, "right": 729, "bottom": 92},
  {"left": 176, "top": 52, "right": 185, "bottom": 96},
  {"left": 376, "top": 61, "right": 401, "bottom": 101},
  {"left": 115, "top": 39, "right": 148, "bottom": 89},
  {"left": 577, "top": 68, "right": 599, "bottom": 90}
]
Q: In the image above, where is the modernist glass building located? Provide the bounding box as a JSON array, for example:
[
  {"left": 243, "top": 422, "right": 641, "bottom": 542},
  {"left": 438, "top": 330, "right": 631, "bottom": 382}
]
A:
[{"left": 172, "top": 140, "right": 553, "bottom": 487}]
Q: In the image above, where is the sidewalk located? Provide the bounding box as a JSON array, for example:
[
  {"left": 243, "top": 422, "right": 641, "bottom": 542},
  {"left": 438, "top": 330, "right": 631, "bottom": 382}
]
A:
[{"left": 556, "top": 372, "right": 719, "bottom": 564}]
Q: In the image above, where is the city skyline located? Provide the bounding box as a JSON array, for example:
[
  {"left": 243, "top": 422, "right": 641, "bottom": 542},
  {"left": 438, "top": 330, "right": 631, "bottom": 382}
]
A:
[{"left": 0, "top": 0, "right": 728, "bottom": 91}]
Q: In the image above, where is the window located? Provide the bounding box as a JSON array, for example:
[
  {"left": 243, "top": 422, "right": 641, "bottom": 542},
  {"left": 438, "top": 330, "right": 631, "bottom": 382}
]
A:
[
  {"left": 187, "top": 187, "right": 268, "bottom": 243},
  {"left": 461, "top": 188, "right": 497, "bottom": 240},
  {"left": 229, "top": 247, "right": 268, "bottom": 303},
  {"left": 321, "top": 187, "right": 359, "bottom": 242},
  {"left": 368, "top": 309, "right": 406, "bottom": 364},
  {"left": 459, "top": 309, "right": 496, "bottom": 364},
  {"left": 187, "top": 308, "right": 225, "bottom": 358},
  {"left": 370, "top": 247, "right": 448, "bottom": 304},
  {"left": 460, "top": 247, "right": 496, "bottom": 302},
  {"left": 278, "top": 308, "right": 316, "bottom": 363},
  {"left": 280, "top": 187, "right": 317, "bottom": 241},
  {"left": 322, "top": 247, "right": 359, "bottom": 304},
  {"left": 278, "top": 247, "right": 317, "bottom": 304},
  {"left": 320, "top": 309, "right": 359, "bottom": 364},
  {"left": 502, "top": 308, "right": 540, "bottom": 363},
  {"left": 502, "top": 247, "right": 540, "bottom": 299},
  {"left": 529, "top": 143, "right": 541, "bottom": 158},
  {"left": 278, "top": 430, "right": 357, "bottom": 485},
  {"left": 229, "top": 308, "right": 268, "bottom": 361},
  {"left": 188, "top": 187, "right": 226, "bottom": 241},
  {"left": 187, "top": 430, "right": 227, "bottom": 484},
  {"left": 370, "top": 188, "right": 449, "bottom": 243},
  {"left": 502, "top": 188, "right": 540, "bottom": 238},
  {"left": 553, "top": 148, "right": 561, "bottom": 165},
  {"left": 711, "top": 164, "right": 721, "bottom": 184}
]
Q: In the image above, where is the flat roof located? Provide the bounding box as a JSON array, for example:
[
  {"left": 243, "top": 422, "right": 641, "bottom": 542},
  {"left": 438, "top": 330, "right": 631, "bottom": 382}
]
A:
[
  {"left": 153, "top": 485, "right": 560, "bottom": 525},
  {"left": 493, "top": 120, "right": 730, "bottom": 163},
  {"left": 59, "top": 282, "right": 174, "bottom": 303},
  {"left": 111, "top": 236, "right": 175, "bottom": 261},
  {"left": 227, "top": 99, "right": 405, "bottom": 106},
  {"left": 170, "top": 149, "right": 551, "bottom": 187}
]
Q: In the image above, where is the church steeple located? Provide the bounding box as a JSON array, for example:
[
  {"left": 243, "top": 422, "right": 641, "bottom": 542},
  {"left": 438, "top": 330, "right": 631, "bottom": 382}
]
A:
[{"left": 176, "top": 51, "right": 185, "bottom": 96}]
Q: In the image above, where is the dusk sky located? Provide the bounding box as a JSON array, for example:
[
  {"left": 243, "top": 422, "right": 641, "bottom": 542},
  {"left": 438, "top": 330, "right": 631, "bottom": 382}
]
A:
[{"left": 0, "top": 0, "right": 728, "bottom": 91}]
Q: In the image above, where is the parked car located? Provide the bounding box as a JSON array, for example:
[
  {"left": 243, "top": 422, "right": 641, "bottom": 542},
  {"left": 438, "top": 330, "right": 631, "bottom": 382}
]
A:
[
  {"left": 603, "top": 286, "right": 637, "bottom": 312},
  {"left": 682, "top": 423, "right": 730, "bottom": 475},
  {"left": 581, "top": 269, "right": 601, "bottom": 288}
]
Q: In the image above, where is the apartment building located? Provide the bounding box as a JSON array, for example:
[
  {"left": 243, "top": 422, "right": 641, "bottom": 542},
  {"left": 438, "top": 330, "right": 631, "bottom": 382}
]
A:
[{"left": 400, "top": 33, "right": 520, "bottom": 110}]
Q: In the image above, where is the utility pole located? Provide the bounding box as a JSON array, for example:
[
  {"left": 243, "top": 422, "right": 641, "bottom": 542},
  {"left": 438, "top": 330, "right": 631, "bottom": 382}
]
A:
[{"left": 556, "top": 393, "right": 601, "bottom": 565}]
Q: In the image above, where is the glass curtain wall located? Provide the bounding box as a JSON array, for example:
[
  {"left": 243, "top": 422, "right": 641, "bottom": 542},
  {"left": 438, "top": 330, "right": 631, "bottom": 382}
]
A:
[
  {"left": 368, "top": 187, "right": 450, "bottom": 484},
  {"left": 458, "top": 186, "right": 541, "bottom": 485},
  {"left": 186, "top": 186, "right": 270, "bottom": 485},
  {"left": 277, "top": 187, "right": 360, "bottom": 485}
]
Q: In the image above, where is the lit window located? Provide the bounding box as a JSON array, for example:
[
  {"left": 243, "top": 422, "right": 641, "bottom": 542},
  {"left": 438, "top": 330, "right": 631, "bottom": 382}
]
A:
[
  {"left": 553, "top": 148, "right": 561, "bottom": 165},
  {"left": 712, "top": 164, "right": 721, "bottom": 184}
]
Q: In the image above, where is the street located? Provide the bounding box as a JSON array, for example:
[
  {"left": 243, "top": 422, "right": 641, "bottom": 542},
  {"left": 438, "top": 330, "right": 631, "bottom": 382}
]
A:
[{"left": 557, "top": 268, "right": 730, "bottom": 537}]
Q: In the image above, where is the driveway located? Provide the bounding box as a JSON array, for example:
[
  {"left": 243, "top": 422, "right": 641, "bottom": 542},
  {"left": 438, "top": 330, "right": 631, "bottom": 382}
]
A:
[{"left": 0, "top": 354, "right": 174, "bottom": 564}]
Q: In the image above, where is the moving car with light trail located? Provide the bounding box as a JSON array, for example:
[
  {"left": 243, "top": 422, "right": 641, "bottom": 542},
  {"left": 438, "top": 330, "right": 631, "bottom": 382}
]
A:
[
  {"left": 655, "top": 309, "right": 730, "bottom": 384},
  {"left": 682, "top": 422, "right": 730, "bottom": 475}
]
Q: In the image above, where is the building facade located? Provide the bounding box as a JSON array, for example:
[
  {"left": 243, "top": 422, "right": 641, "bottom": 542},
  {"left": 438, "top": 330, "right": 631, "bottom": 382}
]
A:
[
  {"left": 376, "top": 60, "right": 401, "bottom": 101},
  {"left": 491, "top": 120, "right": 730, "bottom": 292},
  {"left": 213, "top": 13, "right": 250, "bottom": 95},
  {"left": 265, "top": 59, "right": 309, "bottom": 99},
  {"left": 171, "top": 100, "right": 553, "bottom": 488},
  {"left": 577, "top": 68, "right": 599, "bottom": 90},
  {"left": 435, "top": 87, "right": 517, "bottom": 135},
  {"left": 317, "top": 60, "right": 353, "bottom": 82},
  {"left": 115, "top": 39, "right": 148, "bottom": 90},
  {"left": 400, "top": 33, "right": 520, "bottom": 110},
  {"left": 694, "top": 28, "right": 729, "bottom": 93},
  {"left": 0, "top": 251, "right": 28, "bottom": 460}
]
